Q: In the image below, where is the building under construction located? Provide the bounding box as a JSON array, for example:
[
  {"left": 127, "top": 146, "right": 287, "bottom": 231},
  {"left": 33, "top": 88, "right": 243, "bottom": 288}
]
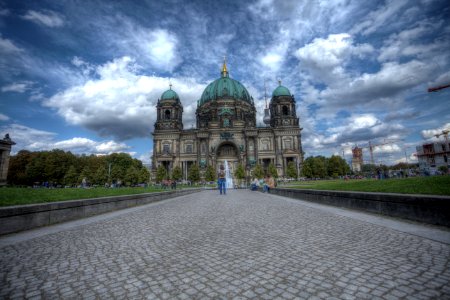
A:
[
  {"left": 416, "top": 141, "right": 449, "bottom": 174},
  {"left": 351, "top": 146, "right": 363, "bottom": 172}
]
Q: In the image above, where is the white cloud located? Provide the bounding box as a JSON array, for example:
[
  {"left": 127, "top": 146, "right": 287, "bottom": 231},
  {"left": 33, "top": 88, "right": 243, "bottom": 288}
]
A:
[
  {"left": 302, "top": 113, "right": 407, "bottom": 153},
  {"left": 259, "top": 38, "right": 289, "bottom": 75},
  {"left": 138, "top": 151, "right": 152, "bottom": 166},
  {"left": 1, "top": 81, "right": 33, "bottom": 93},
  {"left": 295, "top": 33, "right": 373, "bottom": 85},
  {"left": 0, "top": 113, "right": 10, "bottom": 121},
  {"left": 95, "top": 16, "right": 182, "bottom": 72},
  {"left": 0, "top": 35, "right": 23, "bottom": 53},
  {"left": 373, "top": 143, "right": 402, "bottom": 154},
  {"left": 0, "top": 124, "right": 132, "bottom": 155},
  {"left": 378, "top": 21, "right": 448, "bottom": 62},
  {"left": 53, "top": 138, "right": 130, "bottom": 153},
  {"left": 421, "top": 122, "right": 450, "bottom": 139},
  {"left": 350, "top": 0, "right": 409, "bottom": 36},
  {"left": 146, "top": 29, "right": 181, "bottom": 71},
  {"left": 44, "top": 56, "right": 206, "bottom": 140},
  {"left": 321, "top": 60, "right": 432, "bottom": 104},
  {"left": 0, "top": 8, "right": 9, "bottom": 16},
  {"left": 0, "top": 124, "right": 56, "bottom": 152},
  {"left": 22, "top": 10, "right": 64, "bottom": 27}
]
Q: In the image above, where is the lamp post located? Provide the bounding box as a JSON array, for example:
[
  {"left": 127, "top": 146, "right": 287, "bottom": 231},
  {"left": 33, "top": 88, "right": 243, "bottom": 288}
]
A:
[{"left": 108, "top": 162, "right": 112, "bottom": 187}]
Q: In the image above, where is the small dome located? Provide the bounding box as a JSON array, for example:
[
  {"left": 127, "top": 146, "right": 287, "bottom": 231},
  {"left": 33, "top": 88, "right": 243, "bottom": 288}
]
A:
[
  {"left": 161, "top": 88, "right": 179, "bottom": 101},
  {"left": 272, "top": 84, "right": 291, "bottom": 97}
]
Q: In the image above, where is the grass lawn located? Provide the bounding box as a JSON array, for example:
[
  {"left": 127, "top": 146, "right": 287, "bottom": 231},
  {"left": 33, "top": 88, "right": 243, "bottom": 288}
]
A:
[
  {"left": 0, "top": 187, "right": 170, "bottom": 207},
  {"left": 285, "top": 175, "right": 450, "bottom": 196}
]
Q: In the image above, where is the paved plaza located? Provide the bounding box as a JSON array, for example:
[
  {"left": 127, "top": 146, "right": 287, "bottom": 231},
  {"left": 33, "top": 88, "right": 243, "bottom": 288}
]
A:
[{"left": 1, "top": 190, "right": 450, "bottom": 299}]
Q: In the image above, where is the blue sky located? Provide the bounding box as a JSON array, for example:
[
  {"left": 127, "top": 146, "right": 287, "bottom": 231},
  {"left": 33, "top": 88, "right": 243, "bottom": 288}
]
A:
[{"left": 1, "top": 0, "right": 449, "bottom": 165}]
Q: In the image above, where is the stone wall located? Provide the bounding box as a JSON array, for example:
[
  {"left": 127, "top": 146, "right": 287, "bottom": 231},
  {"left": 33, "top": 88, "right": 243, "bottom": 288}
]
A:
[
  {"left": 269, "top": 188, "right": 450, "bottom": 227},
  {"left": 0, "top": 189, "right": 200, "bottom": 235}
]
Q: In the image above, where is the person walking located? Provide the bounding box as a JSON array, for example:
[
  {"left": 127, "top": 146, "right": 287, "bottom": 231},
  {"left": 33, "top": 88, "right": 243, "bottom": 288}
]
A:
[
  {"left": 265, "top": 174, "right": 275, "bottom": 193},
  {"left": 218, "top": 165, "right": 226, "bottom": 195}
]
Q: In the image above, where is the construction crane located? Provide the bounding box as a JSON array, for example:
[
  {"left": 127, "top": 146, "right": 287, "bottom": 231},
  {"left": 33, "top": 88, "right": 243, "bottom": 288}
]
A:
[
  {"left": 428, "top": 84, "right": 450, "bottom": 92},
  {"left": 354, "top": 140, "right": 402, "bottom": 165}
]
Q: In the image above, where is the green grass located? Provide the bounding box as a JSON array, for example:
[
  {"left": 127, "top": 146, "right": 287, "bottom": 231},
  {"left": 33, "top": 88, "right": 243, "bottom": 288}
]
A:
[
  {"left": 0, "top": 187, "right": 169, "bottom": 207},
  {"left": 285, "top": 176, "right": 450, "bottom": 196}
]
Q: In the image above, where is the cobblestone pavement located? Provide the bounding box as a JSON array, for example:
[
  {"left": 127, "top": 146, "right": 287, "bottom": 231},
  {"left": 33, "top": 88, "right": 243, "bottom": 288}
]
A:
[{"left": 1, "top": 190, "right": 450, "bottom": 299}]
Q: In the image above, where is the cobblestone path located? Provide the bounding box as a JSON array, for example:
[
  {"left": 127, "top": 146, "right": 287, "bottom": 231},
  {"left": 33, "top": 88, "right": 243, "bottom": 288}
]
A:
[{"left": 1, "top": 190, "right": 449, "bottom": 299}]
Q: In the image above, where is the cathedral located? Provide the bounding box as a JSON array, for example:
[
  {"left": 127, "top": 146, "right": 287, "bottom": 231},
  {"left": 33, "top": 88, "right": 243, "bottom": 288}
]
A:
[{"left": 151, "top": 61, "right": 303, "bottom": 181}]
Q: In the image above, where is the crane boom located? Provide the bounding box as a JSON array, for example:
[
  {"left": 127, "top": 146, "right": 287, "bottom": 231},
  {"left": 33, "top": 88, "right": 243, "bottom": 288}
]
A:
[{"left": 428, "top": 84, "right": 450, "bottom": 92}]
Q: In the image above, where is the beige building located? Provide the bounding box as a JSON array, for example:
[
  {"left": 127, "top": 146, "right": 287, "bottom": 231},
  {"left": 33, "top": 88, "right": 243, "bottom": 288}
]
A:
[
  {"left": 151, "top": 62, "right": 303, "bottom": 181},
  {"left": 0, "top": 134, "right": 15, "bottom": 186}
]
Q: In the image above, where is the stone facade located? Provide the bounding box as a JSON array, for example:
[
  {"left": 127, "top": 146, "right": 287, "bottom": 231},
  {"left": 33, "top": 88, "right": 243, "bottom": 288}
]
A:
[
  {"left": 0, "top": 134, "right": 15, "bottom": 186},
  {"left": 151, "top": 63, "right": 303, "bottom": 181}
]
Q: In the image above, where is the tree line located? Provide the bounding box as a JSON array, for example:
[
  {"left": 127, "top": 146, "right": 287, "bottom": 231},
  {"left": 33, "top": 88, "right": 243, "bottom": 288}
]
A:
[
  {"left": 300, "top": 155, "right": 351, "bottom": 178},
  {"left": 154, "top": 161, "right": 298, "bottom": 183},
  {"left": 300, "top": 155, "right": 420, "bottom": 179},
  {"left": 8, "top": 150, "right": 150, "bottom": 187}
]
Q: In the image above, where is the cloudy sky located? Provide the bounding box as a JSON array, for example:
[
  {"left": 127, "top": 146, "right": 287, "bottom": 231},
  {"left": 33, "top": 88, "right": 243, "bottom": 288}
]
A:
[{"left": 1, "top": 0, "right": 449, "bottom": 165}]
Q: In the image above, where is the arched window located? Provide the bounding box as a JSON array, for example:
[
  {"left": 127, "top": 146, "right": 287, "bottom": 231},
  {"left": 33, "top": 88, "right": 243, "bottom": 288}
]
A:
[
  {"left": 165, "top": 109, "right": 171, "bottom": 120},
  {"left": 282, "top": 105, "right": 289, "bottom": 116}
]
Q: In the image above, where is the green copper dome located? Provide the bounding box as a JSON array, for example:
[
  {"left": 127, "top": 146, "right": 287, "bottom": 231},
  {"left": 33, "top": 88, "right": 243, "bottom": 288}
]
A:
[
  {"left": 198, "top": 62, "right": 252, "bottom": 106},
  {"left": 272, "top": 84, "right": 291, "bottom": 97},
  {"left": 161, "top": 88, "right": 179, "bottom": 101}
]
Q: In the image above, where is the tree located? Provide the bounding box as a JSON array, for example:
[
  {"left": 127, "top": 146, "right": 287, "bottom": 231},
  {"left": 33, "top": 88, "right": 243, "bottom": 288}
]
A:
[
  {"left": 312, "top": 156, "right": 327, "bottom": 178},
  {"left": 64, "top": 165, "right": 78, "bottom": 186},
  {"left": 26, "top": 154, "right": 47, "bottom": 184},
  {"left": 45, "top": 149, "right": 76, "bottom": 185},
  {"left": 204, "top": 165, "right": 216, "bottom": 182},
  {"left": 234, "top": 164, "right": 245, "bottom": 186},
  {"left": 7, "top": 150, "right": 33, "bottom": 185},
  {"left": 268, "top": 163, "right": 278, "bottom": 178},
  {"left": 124, "top": 166, "right": 139, "bottom": 186},
  {"left": 78, "top": 166, "right": 91, "bottom": 186},
  {"left": 188, "top": 164, "right": 200, "bottom": 183},
  {"left": 438, "top": 165, "right": 448, "bottom": 174},
  {"left": 156, "top": 165, "right": 168, "bottom": 183},
  {"left": 139, "top": 168, "right": 150, "bottom": 183},
  {"left": 286, "top": 161, "right": 298, "bottom": 179},
  {"left": 301, "top": 162, "right": 313, "bottom": 178},
  {"left": 110, "top": 165, "right": 123, "bottom": 184},
  {"left": 93, "top": 165, "right": 108, "bottom": 185},
  {"left": 252, "top": 164, "right": 264, "bottom": 179},
  {"left": 171, "top": 166, "right": 182, "bottom": 181},
  {"left": 327, "top": 155, "right": 350, "bottom": 178}
]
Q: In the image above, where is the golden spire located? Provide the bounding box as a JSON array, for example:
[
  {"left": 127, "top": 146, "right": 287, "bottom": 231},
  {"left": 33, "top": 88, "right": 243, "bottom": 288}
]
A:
[{"left": 221, "top": 56, "right": 228, "bottom": 77}]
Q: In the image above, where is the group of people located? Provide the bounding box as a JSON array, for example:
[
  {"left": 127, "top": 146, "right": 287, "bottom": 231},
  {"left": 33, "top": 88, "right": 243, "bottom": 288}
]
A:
[
  {"left": 162, "top": 179, "right": 177, "bottom": 189},
  {"left": 217, "top": 163, "right": 276, "bottom": 195},
  {"left": 250, "top": 175, "right": 275, "bottom": 193}
]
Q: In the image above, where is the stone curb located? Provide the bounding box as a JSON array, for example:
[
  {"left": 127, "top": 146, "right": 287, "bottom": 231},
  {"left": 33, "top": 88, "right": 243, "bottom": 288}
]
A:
[
  {"left": 0, "top": 189, "right": 201, "bottom": 235},
  {"left": 269, "top": 188, "right": 450, "bottom": 227}
]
